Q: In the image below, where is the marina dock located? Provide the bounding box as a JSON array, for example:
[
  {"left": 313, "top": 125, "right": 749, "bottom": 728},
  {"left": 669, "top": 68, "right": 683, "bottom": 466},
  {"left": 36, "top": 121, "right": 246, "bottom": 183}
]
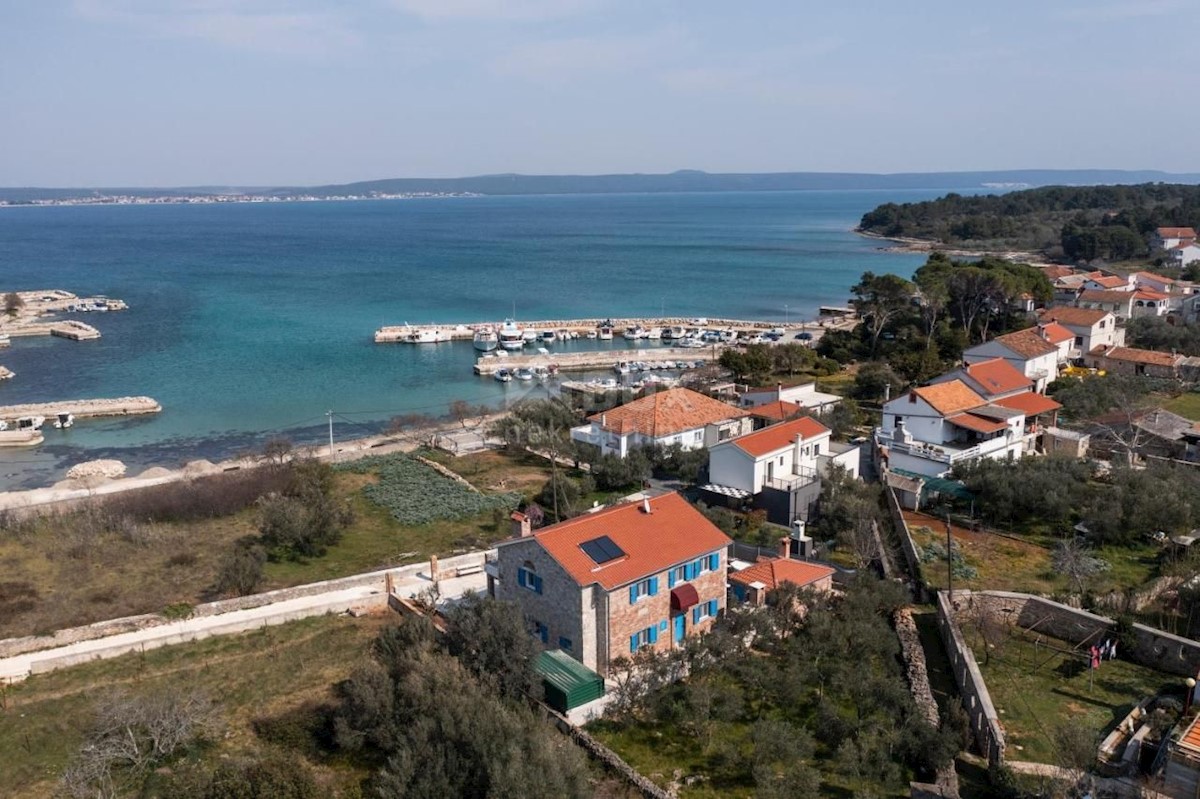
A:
[
  {"left": 376, "top": 315, "right": 795, "bottom": 343},
  {"left": 472, "top": 347, "right": 719, "bottom": 375},
  {"left": 0, "top": 430, "right": 43, "bottom": 448},
  {"left": 0, "top": 396, "right": 162, "bottom": 425}
]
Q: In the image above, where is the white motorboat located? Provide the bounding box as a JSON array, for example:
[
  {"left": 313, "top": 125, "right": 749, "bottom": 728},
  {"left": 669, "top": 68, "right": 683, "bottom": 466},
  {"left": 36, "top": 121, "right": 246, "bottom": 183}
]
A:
[
  {"left": 623, "top": 326, "right": 645, "bottom": 341},
  {"left": 613, "top": 361, "right": 631, "bottom": 376},
  {"left": 598, "top": 321, "right": 614, "bottom": 340},
  {"left": 515, "top": 367, "right": 534, "bottom": 381},
  {"left": 663, "top": 325, "right": 685, "bottom": 341},
  {"left": 473, "top": 327, "right": 498, "bottom": 352},
  {"left": 647, "top": 327, "right": 663, "bottom": 340},
  {"left": 558, "top": 329, "right": 574, "bottom": 340},
  {"left": 585, "top": 330, "right": 598, "bottom": 339},
  {"left": 498, "top": 319, "right": 525, "bottom": 350},
  {"left": 402, "top": 324, "right": 451, "bottom": 344},
  {"left": 54, "top": 412, "right": 74, "bottom": 429},
  {"left": 16, "top": 415, "right": 45, "bottom": 431},
  {"left": 494, "top": 368, "right": 513, "bottom": 382},
  {"left": 521, "top": 329, "right": 538, "bottom": 344},
  {"left": 536, "top": 347, "right": 550, "bottom": 355},
  {"left": 539, "top": 330, "right": 556, "bottom": 344},
  {"left": 0, "top": 333, "right": 10, "bottom": 348}
]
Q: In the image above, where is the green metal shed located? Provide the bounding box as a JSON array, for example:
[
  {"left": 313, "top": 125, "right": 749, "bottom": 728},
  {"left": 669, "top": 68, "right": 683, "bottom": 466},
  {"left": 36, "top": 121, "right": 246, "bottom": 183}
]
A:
[{"left": 535, "top": 650, "right": 605, "bottom": 714}]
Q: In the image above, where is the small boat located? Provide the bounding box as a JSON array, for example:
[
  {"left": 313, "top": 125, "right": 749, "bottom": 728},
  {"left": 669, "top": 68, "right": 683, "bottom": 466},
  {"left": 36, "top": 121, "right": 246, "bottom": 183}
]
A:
[
  {"left": 0, "top": 333, "right": 10, "bottom": 348},
  {"left": 598, "top": 321, "right": 614, "bottom": 340},
  {"left": 623, "top": 326, "right": 646, "bottom": 341},
  {"left": 402, "top": 324, "right": 451, "bottom": 344},
  {"left": 663, "top": 325, "right": 685, "bottom": 341},
  {"left": 536, "top": 347, "right": 550, "bottom": 355},
  {"left": 494, "top": 349, "right": 509, "bottom": 358},
  {"left": 54, "top": 412, "right": 74, "bottom": 429},
  {"left": 585, "top": 330, "right": 598, "bottom": 339},
  {"left": 558, "top": 329, "right": 574, "bottom": 341},
  {"left": 473, "top": 327, "right": 498, "bottom": 352},
  {"left": 0, "top": 420, "right": 7, "bottom": 431},
  {"left": 646, "top": 327, "right": 662, "bottom": 340},
  {"left": 498, "top": 319, "right": 525, "bottom": 350},
  {"left": 494, "top": 368, "right": 513, "bottom": 383},
  {"left": 515, "top": 367, "right": 534, "bottom": 381},
  {"left": 613, "top": 361, "right": 631, "bottom": 376},
  {"left": 16, "top": 415, "right": 45, "bottom": 431},
  {"left": 521, "top": 329, "right": 538, "bottom": 344},
  {"left": 539, "top": 330, "right": 556, "bottom": 343}
]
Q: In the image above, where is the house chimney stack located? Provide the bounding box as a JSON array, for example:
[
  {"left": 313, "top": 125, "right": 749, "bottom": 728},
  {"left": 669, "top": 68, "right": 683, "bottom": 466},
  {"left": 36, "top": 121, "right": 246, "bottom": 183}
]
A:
[
  {"left": 777, "top": 382, "right": 784, "bottom": 401},
  {"left": 778, "top": 536, "right": 791, "bottom": 560},
  {"left": 511, "top": 511, "right": 532, "bottom": 538}
]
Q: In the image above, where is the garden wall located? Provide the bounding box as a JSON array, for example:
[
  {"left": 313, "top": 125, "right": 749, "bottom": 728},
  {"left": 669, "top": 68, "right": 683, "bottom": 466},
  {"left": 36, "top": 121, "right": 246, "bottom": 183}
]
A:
[
  {"left": 935, "top": 591, "right": 1006, "bottom": 766},
  {"left": 887, "top": 485, "right": 927, "bottom": 602},
  {"left": 970, "top": 590, "right": 1200, "bottom": 678}
]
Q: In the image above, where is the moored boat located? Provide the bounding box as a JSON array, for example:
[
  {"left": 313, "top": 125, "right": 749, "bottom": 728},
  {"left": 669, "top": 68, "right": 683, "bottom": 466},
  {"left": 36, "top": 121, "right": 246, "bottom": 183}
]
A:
[
  {"left": 473, "top": 327, "right": 499, "bottom": 352},
  {"left": 498, "top": 319, "right": 525, "bottom": 350},
  {"left": 494, "top": 368, "right": 513, "bottom": 382},
  {"left": 598, "top": 320, "right": 614, "bottom": 340}
]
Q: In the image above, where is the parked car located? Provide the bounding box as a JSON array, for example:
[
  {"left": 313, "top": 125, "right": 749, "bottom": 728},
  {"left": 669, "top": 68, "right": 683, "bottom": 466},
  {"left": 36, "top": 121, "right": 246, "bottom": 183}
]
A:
[{"left": 795, "top": 331, "right": 813, "bottom": 340}]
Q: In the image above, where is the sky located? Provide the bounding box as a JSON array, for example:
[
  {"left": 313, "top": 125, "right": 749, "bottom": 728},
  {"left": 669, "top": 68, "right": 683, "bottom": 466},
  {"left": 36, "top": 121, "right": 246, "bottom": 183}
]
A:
[{"left": 3, "top": 0, "right": 1200, "bottom": 187}]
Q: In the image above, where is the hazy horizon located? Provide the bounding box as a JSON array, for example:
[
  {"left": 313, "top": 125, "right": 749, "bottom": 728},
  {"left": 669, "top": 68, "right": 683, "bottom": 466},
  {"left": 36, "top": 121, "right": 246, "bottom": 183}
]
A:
[{"left": 6, "top": 1, "right": 1200, "bottom": 186}]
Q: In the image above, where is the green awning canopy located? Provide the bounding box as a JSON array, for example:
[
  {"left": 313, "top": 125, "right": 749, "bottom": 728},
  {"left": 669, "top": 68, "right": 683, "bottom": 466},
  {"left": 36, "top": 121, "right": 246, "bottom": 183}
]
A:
[
  {"left": 891, "top": 468, "right": 974, "bottom": 500},
  {"left": 535, "top": 649, "right": 605, "bottom": 713}
]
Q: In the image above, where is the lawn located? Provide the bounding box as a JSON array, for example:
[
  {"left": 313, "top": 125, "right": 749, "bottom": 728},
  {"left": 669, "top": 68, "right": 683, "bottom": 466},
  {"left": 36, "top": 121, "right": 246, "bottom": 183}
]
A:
[
  {"left": 0, "top": 612, "right": 391, "bottom": 799},
  {"left": 902, "top": 511, "right": 1160, "bottom": 597},
  {"left": 963, "top": 627, "right": 1175, "bottom": 764},
  {"left": 0, "top": 450, "right": 538, "bottom": 639},
  {"left": 1164, "top": 391, "right": 1200, "bottom": 422}
]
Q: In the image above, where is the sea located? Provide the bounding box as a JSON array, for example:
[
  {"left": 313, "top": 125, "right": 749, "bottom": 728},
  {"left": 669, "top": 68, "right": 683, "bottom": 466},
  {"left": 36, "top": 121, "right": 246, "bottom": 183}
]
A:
[{"left": 0, "top": 189, "right": 947, "bottom": 489}]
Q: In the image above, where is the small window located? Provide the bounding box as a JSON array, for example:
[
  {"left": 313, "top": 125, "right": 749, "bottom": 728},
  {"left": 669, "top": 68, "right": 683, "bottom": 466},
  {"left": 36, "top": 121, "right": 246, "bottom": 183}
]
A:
[
  {"left": 693, "top": 430, "right": 703, "bottom": 443},
  {"left": 629, "top": 625, "right": 658, "bottom": 653},
  {"left": 668, "top": 565, "right": 686, "bottom": 587},
  {"left": 1100, "top": 320, "right": 1106, "bottom": 329},
  {"left": 533, "top": 621, "right": 549, "bottom": 644},
  {"left": 629, "top": 576, "right": 659, "bottom": 604},
  {"left": 558, "top": 636, "right": 572, "bottom": 651},
  {"left": 692, "top": 599, "right": 719, "bottom": 625},
  {"left": 517, "top": 564, "right": 543, "bottom": 595},
  {"left": 893, "top": 415, "right": 903, "bottom": 428}
]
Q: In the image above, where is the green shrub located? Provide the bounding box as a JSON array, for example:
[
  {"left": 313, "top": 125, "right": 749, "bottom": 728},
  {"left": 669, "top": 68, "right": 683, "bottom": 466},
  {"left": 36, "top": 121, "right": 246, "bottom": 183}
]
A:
[{"left": 338, "top": 454, "right": 520, "bottom": 525}]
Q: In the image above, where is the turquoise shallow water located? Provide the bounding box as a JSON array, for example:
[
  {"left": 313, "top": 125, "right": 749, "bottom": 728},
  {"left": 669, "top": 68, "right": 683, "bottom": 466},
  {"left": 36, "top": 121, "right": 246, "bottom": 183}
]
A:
[{"left": 0, "top": 190, "right": 939, "bottom": 488}]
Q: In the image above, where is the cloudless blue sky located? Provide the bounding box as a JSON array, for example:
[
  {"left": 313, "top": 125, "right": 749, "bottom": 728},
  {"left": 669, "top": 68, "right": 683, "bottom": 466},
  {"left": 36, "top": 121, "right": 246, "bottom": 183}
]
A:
[{"left": 3, "top": 0, "right": 1199, "bottom": 186}]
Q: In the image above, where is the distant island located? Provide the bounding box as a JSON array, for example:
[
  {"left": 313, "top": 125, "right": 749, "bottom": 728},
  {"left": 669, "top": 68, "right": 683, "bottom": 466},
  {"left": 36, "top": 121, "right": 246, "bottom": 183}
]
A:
[
  {"left": 858, "top": 182, "right": 1200, "bottom": 264},
  {"left": 5, "top": 168, "right": 1200, "bottom": 206}
]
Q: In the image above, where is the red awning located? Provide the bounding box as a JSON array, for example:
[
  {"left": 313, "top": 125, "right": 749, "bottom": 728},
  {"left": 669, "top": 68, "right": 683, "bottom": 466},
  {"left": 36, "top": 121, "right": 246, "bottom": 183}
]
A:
[{"left": 670, "top": 583, "right": 699, "bottom": 612}]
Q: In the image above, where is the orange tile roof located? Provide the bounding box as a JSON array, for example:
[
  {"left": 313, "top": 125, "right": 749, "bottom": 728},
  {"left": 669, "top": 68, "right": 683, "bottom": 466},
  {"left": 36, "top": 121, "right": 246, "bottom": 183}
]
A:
[
  {"left": 1086, "top": 275, "right": 1130, "bottom": 289},
  {"left": 994, "top": 327, "right": 1059, "bottom": 359},
  {"left": 947, "top": 412, "right": 1009, "bottom": 434},
  {"left": 1180, "top": 714, "right": 1200, "bottom": 755},
  {"left": 1040, "top": 306, "right": 1112, "bottom": 328},
  {"left": 963, "top": 358, "right": 1033, "bottom": 396},
  {"left": 1039, "top": 322, "right": 1074, "bottom": 345},
  {"left": 1133, "top": 289, "right": 1169, "bottom": 301},
  {"left": 1133, "top": 271, "right": 1175, "bottom": 285},
  {"left": 1037, "top": 265, "right": 1077, "bottom": 280},
  {"left": 992, "top": 391, "right": 1062, "bottom": 417},
  {"left": 911, "top": 380, "right": 987, "bottom": 415},
  {"left": 1157, "top": 226, "right": 1197, "bottom": 239},
  {"left": 1096, "top": 346, "right": 1181, "bottom": 368},
  {"left": 729, "top": 558, "right": 834, "bottom": 591},
  {"left": 529, "top": 492, "right": 731, "bottom": 590},
  {"left": 729, "top": 416, "right": 830, "bottom": 458},
  {"left": 588, "top": 387, "right": 744, "bottom": 438},
  {"left": 748, "top": 400, "right": 803, "bottom": 421}
]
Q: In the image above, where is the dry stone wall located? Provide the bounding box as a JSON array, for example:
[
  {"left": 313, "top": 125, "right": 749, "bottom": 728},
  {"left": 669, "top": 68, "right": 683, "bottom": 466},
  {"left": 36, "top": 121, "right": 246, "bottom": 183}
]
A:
[{"left": 936, "top": 591, "right": 1006, "bottom": 766}]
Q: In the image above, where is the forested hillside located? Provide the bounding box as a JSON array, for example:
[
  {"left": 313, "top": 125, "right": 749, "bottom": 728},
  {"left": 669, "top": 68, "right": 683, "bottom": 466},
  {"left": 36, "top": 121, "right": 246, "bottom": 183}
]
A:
[{"left": 859, "top": 183, "right": 1200, "bottom": 261}]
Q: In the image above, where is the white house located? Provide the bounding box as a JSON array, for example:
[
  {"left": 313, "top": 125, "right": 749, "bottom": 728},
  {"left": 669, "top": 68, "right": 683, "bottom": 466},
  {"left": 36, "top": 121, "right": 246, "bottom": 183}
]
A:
[
  {"left": 1039, "top": 306, "right": 1125, "bottom": 358},
  {"left": 570, "top": 387, "right": 750, "bottom": 458},
  {"left": 1132, "top": 271, "right": 1180, "bottom": 294},
  {"left": 962, "top": 324, "right": 1070, "bottom": 392},
  {"left": 705, "top": 416, "right": 859, "bottom": 525},
  {"left": 1169, "top": 243, "right": 1200, "bottom": 269},
  {"left": 928, "top": 357, "right": 1033, "bottom": 401},
  {"left": 1152, "top": 227, "right": 1197, "bottom": 251},
  {"left": 738, "top": 382, "right": 841, "bottom": 413},
  {"left": 875, "top": 380, "right": 1029, "bottom": 478},
  {"left": 1081, "top": 273, "right": 1132, "bottom": 292}
]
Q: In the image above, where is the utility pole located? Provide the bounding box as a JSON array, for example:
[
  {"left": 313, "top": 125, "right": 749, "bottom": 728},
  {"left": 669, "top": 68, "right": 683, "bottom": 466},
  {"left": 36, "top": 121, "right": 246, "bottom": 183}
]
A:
[
  {"left": 785, "top": 304, "right": 789, "bottom": 326},
  {"left": 327, "top": 410, "right": 334, "bottom": 461}
]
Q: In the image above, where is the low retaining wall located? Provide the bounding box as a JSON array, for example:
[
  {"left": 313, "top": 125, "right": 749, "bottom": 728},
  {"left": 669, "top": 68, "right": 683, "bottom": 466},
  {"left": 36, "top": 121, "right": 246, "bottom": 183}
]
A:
[
  {"left": 969, "top": 590, "right": 1200, "bottom": 678},
  {"left": 546, "top": 710, "right": 675, "bottom": 799},
  {"left": 936, "top": 591, "right": 1006, "bottom": 766},
  {"left": 887, "top": 486, "right": 927, "bottom": 601},
  {"left": 0, "top": 551, "right": 491, "bottom": 663}
]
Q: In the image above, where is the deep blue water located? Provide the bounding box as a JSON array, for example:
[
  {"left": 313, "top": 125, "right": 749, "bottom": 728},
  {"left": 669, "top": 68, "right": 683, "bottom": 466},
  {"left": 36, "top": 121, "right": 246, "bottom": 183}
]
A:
[{"left": 0, "top": 190, "right": 940, "bottom": 488}]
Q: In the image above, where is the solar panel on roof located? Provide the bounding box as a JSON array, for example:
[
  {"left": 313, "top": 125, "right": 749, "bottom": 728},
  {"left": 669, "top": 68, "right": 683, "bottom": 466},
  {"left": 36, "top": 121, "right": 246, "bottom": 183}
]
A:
[{"left": 580, "top": 535, "right": 625, "bottom": 564}]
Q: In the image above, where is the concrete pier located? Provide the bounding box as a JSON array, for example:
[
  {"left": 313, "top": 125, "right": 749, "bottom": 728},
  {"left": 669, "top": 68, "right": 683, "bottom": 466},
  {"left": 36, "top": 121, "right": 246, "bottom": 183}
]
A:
[
  {"left": 0, "top": 396, "right": 162, "bottom": 424},
  {"left": 0, "top": 430, "right": 43, "bottom": 447},
  {"left": 473, "top": 346, "right": 719, "bottom": 375},
  {"left": 376, "top": 315, "right": 796, "bottom": 343}
]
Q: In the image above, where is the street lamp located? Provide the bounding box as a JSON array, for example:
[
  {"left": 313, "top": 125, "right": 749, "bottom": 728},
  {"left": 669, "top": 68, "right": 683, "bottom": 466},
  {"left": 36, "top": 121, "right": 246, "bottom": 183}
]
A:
[
  {"left": 1187, "top": 677, "right": 1197, "bottom": 716},
  {"left": 785, "top": 304, "right": 789, "bottom": 326}
]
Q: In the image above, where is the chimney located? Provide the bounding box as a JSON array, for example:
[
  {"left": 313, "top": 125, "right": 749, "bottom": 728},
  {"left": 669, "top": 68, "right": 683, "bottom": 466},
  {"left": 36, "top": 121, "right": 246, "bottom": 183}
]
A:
[
  {"left": 778, "top": 536, "right": 791, "bottom": 560},
  {"left": 641, "top": 497, "right": 652, "bottom": 514},
  {"left": 430, "top": 555, "right": 440, "bottom": 585},
  {"left": 777, "top": 382, "right": 784, "bottom": 401},
  {"left": 510, "top": 511, "right": 531, "bottom": 537}
]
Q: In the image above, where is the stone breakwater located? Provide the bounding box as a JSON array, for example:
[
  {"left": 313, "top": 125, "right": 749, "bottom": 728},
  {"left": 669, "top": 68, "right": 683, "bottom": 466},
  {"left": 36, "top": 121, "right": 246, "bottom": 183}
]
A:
[
  {"left": 375, "top": 315, "right": 835, "bottom": 343},
  {"left": 0, "top": 396, "right": 161, "bottom": 423}
]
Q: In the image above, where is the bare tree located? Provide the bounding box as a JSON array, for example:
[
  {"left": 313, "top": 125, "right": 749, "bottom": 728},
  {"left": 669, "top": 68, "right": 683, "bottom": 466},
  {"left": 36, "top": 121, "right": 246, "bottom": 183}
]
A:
[
  {"left": 260, "top": 435, "right": 293, "bottom": 467},
  {"left": 386, "top": 412, "right": 437, "bottom": 446},
  {"left": 3, "top": 292, "right": 23, "bottom": 317},
  {"left": 1052, "top": 537, "right": 1110, "bottom": 596}
]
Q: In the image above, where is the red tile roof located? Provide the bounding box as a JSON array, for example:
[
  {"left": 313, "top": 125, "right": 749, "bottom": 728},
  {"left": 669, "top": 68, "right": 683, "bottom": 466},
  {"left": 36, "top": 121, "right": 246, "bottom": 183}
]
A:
[
  {"left": 729, "top": 416, "right": 830, "bottom": 458},
  {"left": 1095, "top": 346, "right": 1181, "bottom": 368},
  {"left": 1037, "top": 265, "right": 1077, "bottom": 280},
  {"left": 748, "top": 400, "right": 804, "bottom": 421},
  {"left": 911, "top": 380, "right": 987, "bottom": 415},
  {"left": 994, "top": 327, "right": 1059, "bottom": 359},
  {"left": 992, "top": 391, "right": 1062, "bottom": 417},
  {"left": 962, "top": 358, "right": 1033, "bottom": 396},
  {"left": 729, "top": 558, "right": 835, "bottom": 591},
  {"left": 1133, "top": 271, "right": 1175, "bottom": 285},
  {"left": 1078, "top": 289, "right": 1135, "bottom": 305},
  {"left": 1157, "top": 227, "right": 1197, "bottom": 239},
  {"left": 1040, "top": 306, "right": 1112, "bottom": 328},
  {"left": 1086, "top": 275, "right": 1130, "bottom": 289},
  {"left": 1038, "top": 322, "right": 1074, "bottom": 345},
  {"left": 946, "top": 412, "right": 1009, "bottom": 434},
  {"left": 588, "top": 387, "right": 745, "bottom": 437},
  {"left": 530, "top": 492, "right": 731, "bottom": 590},
  {"left": 1133, "top": 289, "right": 1169, "bottom": 301}
]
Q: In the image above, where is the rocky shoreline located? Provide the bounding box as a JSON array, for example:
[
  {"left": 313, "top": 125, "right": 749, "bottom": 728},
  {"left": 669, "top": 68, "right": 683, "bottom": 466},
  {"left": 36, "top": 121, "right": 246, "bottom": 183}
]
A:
[{"left": 854, "top": 228, "right": 1050, "bottom": 264}]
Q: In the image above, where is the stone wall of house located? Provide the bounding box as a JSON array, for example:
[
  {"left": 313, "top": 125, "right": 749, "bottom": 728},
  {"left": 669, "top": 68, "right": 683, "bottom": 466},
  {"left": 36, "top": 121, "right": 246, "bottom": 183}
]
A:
[
  {"left": 936, "top": 591, "right": 1006, "bottom": 766},
  {"left": 492, "top": 538, "right": 590, "bottom": 667}
]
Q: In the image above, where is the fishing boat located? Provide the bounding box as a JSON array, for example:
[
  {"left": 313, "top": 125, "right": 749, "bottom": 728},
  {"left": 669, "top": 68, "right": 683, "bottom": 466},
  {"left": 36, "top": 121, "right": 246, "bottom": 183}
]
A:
[
  {"left": 473, "top": 327, "right": 498, "bottom": 352},
  {"left": 16, "top": 415, "right": 45, "bottom": 431},
  {"left": 539, "top": 330, "right": 556, "bottom": 344},
  {"left": 597, "top": 320, "right": 614, "bottom": 340},
  {"left": 494, "top": 368, "right": 513, "bottom": 383},
  {"left": 54, "top": 413, "right": 74, "bottom": 429},
  {"left": 498, "top": 319, "right": 525, "bottom": 350}
]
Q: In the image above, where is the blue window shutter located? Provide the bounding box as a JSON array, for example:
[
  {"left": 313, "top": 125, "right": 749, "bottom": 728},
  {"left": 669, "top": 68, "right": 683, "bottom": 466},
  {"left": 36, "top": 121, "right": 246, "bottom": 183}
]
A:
[
  {"left": 659, "top": 620, "right": 668, "bottom": 632},
  {"left": 684, "top": 563, "right": 693, "bottom": 581},
  {"left": 517, "top": 569, "right": 526, "bottom": 589},
  {"left": 668, "top": 570, "right": 677, "bottom": 588},
  {"left": 710, "top": 600, "right": 718, "bottom": 616},
  {"left": 534, "top": 575, "right": 543, "bottom": 595},
  {"left": 696, "top": 558, "right": 704, "bottom": 574},
  {"left": 693, "top": 606, "right": 701, "bottom": 624},
  {"left": 541, "top": 627, "right": 548, "bottom": 644},
  {"left": 649, "top": 577, "right": 659, "bottom": 596},
  {"left": 629, "top": 585, "right": 638, "bottom": 604},
  {"left": 630, "top": 634, "right": 638, "bottom": 653},
  {"left": 709, "top": 553, "right": 719, "bottom": 571},
  {"left": 649, "top": 625, "right": 658, "bottom": 644}
]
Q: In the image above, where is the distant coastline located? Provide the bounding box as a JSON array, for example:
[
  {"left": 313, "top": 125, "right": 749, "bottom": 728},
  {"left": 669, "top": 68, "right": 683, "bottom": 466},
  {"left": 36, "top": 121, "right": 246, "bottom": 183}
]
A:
[
  {"left": 853, "top": 227, "right": 1051, "bottom": 263},
  {"left": 0, "top": 191, "right": 479, "bottom": 209}
]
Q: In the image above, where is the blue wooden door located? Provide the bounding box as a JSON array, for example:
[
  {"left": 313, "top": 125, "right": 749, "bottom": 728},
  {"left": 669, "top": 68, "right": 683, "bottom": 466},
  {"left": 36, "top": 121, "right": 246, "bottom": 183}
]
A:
[{"left": 673, "top": 614, "right": 686, "bottom": 644}]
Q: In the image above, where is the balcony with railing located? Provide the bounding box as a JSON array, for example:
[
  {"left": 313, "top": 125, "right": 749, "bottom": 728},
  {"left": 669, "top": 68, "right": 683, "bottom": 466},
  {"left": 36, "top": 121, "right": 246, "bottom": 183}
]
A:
[
  {"left": 875, "top": 429, "right": 1013, "bottom": 465},
  {"left": 763, "top": 465, "right": 819, "bottom": 493}
]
